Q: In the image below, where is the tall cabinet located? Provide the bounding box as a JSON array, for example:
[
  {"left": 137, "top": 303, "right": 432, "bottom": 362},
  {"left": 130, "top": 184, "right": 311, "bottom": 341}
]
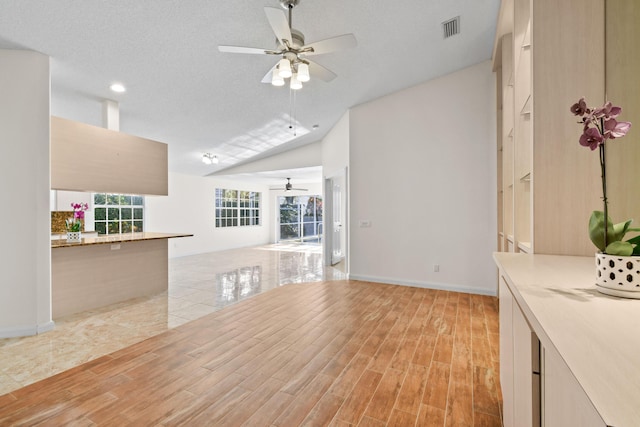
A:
[{"left": 494, "top": 0, "right": 604, "bottom": 257}]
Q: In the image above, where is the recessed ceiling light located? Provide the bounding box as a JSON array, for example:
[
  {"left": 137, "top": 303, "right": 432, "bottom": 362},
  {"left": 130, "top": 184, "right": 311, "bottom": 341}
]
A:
[
  {"left": 110, "top": 83, "right": 126, "bottom": 93},
  {"left": 312, "top": 124, "right": 319, "bottom": 130}
]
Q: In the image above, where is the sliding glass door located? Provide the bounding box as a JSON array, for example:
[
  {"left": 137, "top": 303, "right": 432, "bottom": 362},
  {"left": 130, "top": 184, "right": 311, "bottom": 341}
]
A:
[{"left": 278, "top": 195, "right": 323, "bottom": 243}]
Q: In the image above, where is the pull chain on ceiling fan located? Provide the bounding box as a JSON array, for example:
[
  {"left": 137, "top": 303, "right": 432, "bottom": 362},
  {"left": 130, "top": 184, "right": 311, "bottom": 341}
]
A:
[{"left": 218, "top": 0, "right": 357, "bottom": 91}]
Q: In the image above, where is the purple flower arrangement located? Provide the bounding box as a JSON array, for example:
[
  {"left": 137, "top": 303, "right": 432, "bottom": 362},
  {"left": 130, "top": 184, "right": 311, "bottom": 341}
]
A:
[
  {"left": 571, "top": 98, "right": 636, "bottom": 255},
  {"left": 66, "top": 202, "right": 89, "bottom": 233}
]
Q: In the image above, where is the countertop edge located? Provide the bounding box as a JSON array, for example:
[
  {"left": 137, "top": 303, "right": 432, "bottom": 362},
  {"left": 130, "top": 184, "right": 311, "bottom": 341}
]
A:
[{"left": 52, "top": 232, "right": 193, "bottom": 248}]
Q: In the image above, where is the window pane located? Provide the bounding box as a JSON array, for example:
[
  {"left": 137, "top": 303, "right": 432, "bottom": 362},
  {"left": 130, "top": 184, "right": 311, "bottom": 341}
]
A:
[
  {"left": 133, "top": 221, "right": 143, "bottom": 232},
  {"left": 108, "top": 208, "right": 120, "bottom": 220},
  {"left": 95, "top": 222, "right": 107, "bottom": 235},
  {"left": 94, "top": 194, "right": 106, "bottom": 205},
  {"left": 95, "top": 208, "right": 106, "bottom": 221},
  {"left": 121, "top": 208, "right": 132, "bottom": 220},
  {"left": 119, "top": 195, "right": 132, "bottom": 205},
  {"left": 107, "top": 194, "right": 119, "bottom": 205},
  {"left": 132, "top": 196, "right": 144, "bottom": 205},
  {"left": 121, "top": 221, "right": 133, "bottom": 233},
  {"left": 108, "top": 221, "right": 120, "bottom": 234},
  {"left": 133, "top": 208, "right": 143, "bottom": 219},
  {"left": 281, "top": 224, "right": 299, "bottom": 240}
]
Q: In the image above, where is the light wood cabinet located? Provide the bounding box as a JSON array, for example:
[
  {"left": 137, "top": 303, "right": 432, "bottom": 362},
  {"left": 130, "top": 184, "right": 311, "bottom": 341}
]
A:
[
  {"left": 51, "top": 116, "right": 169, "bottom": 196},
  {"left": 499, "top": 276, "right": 539, "bottom": 427},
  {"left": 498, "top": 277, "right": 514, "bottom": 426},
  {"left": 542, "top": 344, "right": 605, "bottom": 427},
  {"left": 494, "top": 254, "right": 633, "bottom": 425},
  {"left": 605, "top": 1, "right": 640, "bottom": 229},
  {"left": 493, "top": 0, "right": 604, "bottom": 256}
]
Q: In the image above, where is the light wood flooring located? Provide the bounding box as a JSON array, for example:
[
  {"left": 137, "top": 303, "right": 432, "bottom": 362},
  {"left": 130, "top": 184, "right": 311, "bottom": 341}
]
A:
[{"left": 0, "top": 280, "right": 502, "bottom": 426}]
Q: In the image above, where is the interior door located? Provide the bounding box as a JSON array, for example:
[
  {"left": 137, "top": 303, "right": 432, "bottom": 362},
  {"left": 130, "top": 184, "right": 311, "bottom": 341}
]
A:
[{"left": 331, "top": 180, "right": 343, "bottom": 264}]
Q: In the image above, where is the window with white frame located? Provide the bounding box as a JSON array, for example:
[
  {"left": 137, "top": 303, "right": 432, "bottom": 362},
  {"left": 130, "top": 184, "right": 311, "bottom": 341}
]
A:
[
  {"left": 93, "top": 193, "right": 144, "bottom": 235},
  {"left": 215, "top": 188, "right": 261, "bottom": 227}
]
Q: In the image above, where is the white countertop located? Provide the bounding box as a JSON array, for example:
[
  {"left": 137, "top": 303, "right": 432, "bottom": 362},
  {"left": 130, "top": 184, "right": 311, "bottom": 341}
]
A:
[{"left": 494, "top": 253, "right": 640, "bottom": 427}]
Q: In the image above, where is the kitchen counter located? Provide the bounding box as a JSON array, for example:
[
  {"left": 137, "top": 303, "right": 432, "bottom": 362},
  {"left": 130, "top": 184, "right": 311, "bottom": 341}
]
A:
[
  {"left": 51, "top": 232, "right": 192, "bottom": 248},
  {"left": 51, "top": 232, "right": 192, "bottom": 318},
  {"left": 494, "top": 253, "right": 640, "bottom": 426}
]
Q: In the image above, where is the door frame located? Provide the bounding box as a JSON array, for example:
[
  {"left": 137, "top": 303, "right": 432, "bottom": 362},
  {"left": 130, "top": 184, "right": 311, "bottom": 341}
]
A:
[{"left": 324, "top": 167, "right": 348, "bottom": 271}]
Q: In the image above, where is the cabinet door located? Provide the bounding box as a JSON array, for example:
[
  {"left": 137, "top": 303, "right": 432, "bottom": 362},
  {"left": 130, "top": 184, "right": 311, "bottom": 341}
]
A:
[
  {"left": 513, "top": 299, "right": 536, "bottom": 426},
  {"left": 543, "top": 345, "right": 605, "bottom": 427},
  {"left": 499, "top": 277, "right": 514, "bottom": 427}
]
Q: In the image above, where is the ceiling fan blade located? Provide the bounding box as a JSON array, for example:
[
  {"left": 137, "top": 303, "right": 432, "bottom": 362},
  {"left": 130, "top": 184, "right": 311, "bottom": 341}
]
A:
[
  {"left": 307, "top": 60, "right": 337, "bottom": 82},
  {"left": 261, "top": 63, "right": 278, "bottom": 83},
  {"left": 303, "top": 34, "right": 357, "bottom": 56},
  {"left": 264, "top": 7, "right": 292, "bottom": 47},
  {"left": 218, "top": 45, "right": 273, "bottom": 55}
]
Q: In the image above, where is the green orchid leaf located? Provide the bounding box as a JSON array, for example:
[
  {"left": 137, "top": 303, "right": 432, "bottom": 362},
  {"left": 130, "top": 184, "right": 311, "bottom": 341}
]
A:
[
  {"left": 605, "top": 241, "right": 634, "bottom": 256},
  {"left": 633, "top": 245, "right": 640, "bottom": 256},
  {"left": 612, "top": 219, "right": 633, "bottom": 241},
  {"left": 626, "top": 235, "right": 640, "bottom": 246},
  {"left": 589, "top": 211, "right": 616, "bottom": 251}
]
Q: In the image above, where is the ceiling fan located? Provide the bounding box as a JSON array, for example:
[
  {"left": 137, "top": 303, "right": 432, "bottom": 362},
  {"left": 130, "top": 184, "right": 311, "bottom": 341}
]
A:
[
  {"left": 285, "top": 178, "right": 307, "bottom": 191},
  {"left": 218, "top": 0, "right": 357, "bottom": 89}
]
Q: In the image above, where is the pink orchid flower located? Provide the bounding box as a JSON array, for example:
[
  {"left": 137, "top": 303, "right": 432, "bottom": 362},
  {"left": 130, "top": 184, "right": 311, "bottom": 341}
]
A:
[
  {"left": 604, "top": 118, "right": 632, "bottom": 139},
  {"left": 579, "top": 127, "right": 604, "bottom": 150}
]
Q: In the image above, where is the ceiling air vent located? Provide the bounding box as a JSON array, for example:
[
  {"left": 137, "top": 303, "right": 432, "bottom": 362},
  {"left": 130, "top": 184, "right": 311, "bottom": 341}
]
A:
[{"left": 442, "top": 16, "right": 460, "bottom": 39}]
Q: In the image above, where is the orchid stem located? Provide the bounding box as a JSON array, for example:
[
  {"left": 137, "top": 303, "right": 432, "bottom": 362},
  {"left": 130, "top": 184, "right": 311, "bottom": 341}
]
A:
[{"left": 600, "top": 118, "right": 608, "bottom": 251}]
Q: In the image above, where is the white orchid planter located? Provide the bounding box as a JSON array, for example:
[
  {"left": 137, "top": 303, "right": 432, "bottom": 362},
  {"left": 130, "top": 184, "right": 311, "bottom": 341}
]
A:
[
  {"left": 66, "top": 231, "right": 82, "bottom": 242},
  {"left": 596, "top": 253, "right": 640, "bottom": 299}
]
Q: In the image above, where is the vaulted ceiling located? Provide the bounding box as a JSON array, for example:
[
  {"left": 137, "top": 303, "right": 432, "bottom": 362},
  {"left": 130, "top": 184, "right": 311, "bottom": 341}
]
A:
[{"left": 0, "top": 0, "right": 499, "bottom": 184}]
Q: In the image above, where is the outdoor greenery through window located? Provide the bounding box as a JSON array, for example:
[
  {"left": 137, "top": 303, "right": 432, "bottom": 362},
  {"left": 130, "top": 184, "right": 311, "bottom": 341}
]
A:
[
  {"left": 215, "top": 189, "right": 261, "bottom": 227},
  {"left": 93, "top": 193, "right": 144, "bottom": 235},
  {"left": 279, "top": 195, "right": 323, "bottom": 243}
]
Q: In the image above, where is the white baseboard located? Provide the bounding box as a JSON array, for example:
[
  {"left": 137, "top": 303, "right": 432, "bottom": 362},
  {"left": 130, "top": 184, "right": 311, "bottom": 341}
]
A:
[
  {"left": 37, "top": 320, "right": 56, "bottom": 334},
  {"left": 348, "top": 274, "right": 497, "bottom": 296},
  {"left": 0, "top": 320, "right": 56, "bottom": 339}
]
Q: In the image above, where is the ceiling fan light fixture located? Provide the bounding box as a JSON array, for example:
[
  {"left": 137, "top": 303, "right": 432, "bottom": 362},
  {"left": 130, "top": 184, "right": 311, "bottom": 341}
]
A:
[
  {"left": 290, "top": 73, "right": 302, "bottom": 90},
  {"left": 271, "top": 71, "right": 285, "bottom": 86},
  {"left": 202, "top": 153, "right": 218, "bottom": 165},
  {"left": 277, "top": 58, "right": 292, "bottom": 78},
  {"left": 297, "top": 62, "right": 310, "bottom": 82}
]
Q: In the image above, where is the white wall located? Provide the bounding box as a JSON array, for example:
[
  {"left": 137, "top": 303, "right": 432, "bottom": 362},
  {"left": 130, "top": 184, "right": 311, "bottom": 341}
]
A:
[
  {"left": 145, "top": 172, "right": 271, "bottom": 258},
  {"left": 0, "top": 49, "right": 53, "bottom": 337},
  {"left": 349, "top": 61, "right": 498, "bottom": 295},
  {"left": 322, "top": 111, "right": 350, "bottom": 178}
]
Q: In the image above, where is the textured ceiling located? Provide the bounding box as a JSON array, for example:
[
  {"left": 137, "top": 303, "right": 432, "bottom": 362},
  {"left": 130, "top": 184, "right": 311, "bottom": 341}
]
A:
[{"left": 0, "top": 0, "right": 499, "bottom": 183}]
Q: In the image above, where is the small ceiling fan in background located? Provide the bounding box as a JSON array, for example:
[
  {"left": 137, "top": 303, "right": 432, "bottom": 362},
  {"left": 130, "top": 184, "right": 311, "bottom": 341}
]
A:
[
  {"left": 284, "top": 178, "right": 307, "bottom": 191},
  {"left": 218, "top": 0, "right": 357, "bottom": 90}
]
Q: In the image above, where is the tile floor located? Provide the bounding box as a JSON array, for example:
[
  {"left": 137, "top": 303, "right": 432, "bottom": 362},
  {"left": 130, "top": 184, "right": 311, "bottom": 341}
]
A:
[{"left": 0, "top": 243, "right": 345, "bottom": 396}]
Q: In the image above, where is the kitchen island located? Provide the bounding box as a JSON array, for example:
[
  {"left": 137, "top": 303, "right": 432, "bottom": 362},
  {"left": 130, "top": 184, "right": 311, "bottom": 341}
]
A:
[{"left": 52, "top": 232, "right": 192, "bottom": 318}]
